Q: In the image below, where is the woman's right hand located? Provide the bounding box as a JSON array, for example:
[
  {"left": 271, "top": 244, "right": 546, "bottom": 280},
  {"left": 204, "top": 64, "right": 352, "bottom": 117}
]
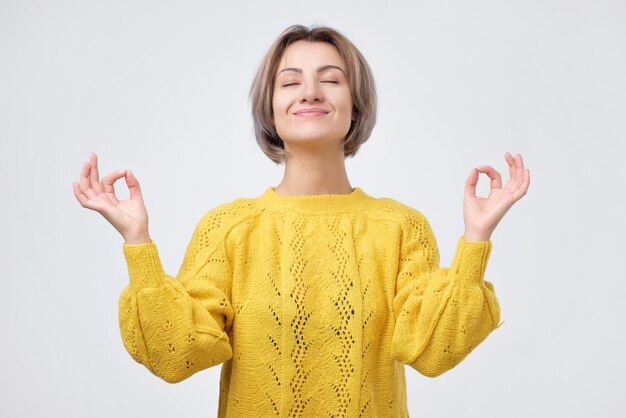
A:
[{"left": 73, "top": 152, "right": 151, "bottom": 244}]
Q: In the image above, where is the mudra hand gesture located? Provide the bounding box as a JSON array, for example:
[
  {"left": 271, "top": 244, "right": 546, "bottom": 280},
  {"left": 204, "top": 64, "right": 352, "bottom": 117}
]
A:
[
  {"left": 463, "top": 152, "right": 530, "bottom": 242},
  {"left": 72, "top": 152, "right": 151, "bottom": 244},
  {"left": 72, "top": 151, "right": 530, "bottom": 244}
]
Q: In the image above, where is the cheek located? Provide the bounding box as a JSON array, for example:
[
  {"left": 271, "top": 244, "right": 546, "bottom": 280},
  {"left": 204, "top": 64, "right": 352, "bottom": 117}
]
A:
[
  {"left": 271, "top": 99, "right": 288, "bottom": 132},
  {"left": 337, "top": 89, "right": 353, "bottom": 112},
  {"left": 340, "top": 98, "right": 354, "bottom": 120},
  {"left": 272, "top": 94, "right": 288, "bottom": 118}
]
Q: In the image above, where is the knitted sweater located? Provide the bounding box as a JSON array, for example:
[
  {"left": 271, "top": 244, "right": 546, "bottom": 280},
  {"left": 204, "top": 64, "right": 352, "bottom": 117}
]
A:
[{"left": 119, "top": 186, "right": 501, "bottom": 417}]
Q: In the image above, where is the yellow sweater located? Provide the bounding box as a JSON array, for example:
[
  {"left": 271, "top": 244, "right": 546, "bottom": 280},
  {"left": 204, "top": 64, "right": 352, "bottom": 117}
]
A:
[{"left": 119, "top": 186, "right": 501, "bottom": 417}]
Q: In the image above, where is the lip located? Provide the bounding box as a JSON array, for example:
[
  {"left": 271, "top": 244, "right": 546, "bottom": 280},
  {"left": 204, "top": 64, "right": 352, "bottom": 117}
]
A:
[{"left": 294, "top": 108, "right": 330, "bottom": 116}]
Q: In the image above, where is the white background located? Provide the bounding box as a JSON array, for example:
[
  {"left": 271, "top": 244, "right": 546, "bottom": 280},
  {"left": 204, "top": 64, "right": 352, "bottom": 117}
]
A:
[{"left": 1, "top": 0, "right": 625, "bottom": 417}]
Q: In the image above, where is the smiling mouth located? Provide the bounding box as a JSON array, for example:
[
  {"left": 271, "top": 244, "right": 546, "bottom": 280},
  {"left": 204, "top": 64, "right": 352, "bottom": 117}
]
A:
[{"left": 294, "top": 111, "right": 329, "bottom": 117}]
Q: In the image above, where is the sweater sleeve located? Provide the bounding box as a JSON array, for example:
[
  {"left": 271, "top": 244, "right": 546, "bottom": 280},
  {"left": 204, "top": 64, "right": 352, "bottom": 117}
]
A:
[
  {"left": 390, "top": 209, "right": 501, "bottom": 377},
  {"left": 118, "top": 216, "right": 234, "bottom": 384}
]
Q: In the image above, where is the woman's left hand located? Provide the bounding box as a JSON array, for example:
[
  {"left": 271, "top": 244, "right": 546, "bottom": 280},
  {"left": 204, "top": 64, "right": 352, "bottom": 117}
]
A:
[{"left": 462, "top": 152, "right": 530, "bottom": 242}]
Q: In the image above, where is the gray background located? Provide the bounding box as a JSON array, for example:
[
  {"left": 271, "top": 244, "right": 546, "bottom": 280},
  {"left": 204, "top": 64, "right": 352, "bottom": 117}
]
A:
[{"left": 1, "top": 0, "right": 625, "bottom": 417}]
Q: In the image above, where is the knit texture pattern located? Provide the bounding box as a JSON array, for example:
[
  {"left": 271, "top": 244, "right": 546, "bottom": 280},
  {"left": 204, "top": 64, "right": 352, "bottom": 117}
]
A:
[{"left": 119, "top": 186, "right": 501, "bottom": 417}]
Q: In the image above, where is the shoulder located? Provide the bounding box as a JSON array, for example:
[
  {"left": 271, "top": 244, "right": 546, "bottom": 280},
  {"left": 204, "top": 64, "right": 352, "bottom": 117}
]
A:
[
  {"left": 193, "top": 195, "right": 262, "bottom": 241},
  {"left": 364, "top": 194, "right": 437, "bottom": 250},
  {"left": 367, "top": 196, "right": 439, "bottom": 266},
  {"left": 366, "top": 194, "right": 432, "bottom": 228}
]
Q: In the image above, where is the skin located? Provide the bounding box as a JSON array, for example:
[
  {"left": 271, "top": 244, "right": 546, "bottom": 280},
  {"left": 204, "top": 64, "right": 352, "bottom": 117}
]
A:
[
  {"left": 72, "top": 156, "right": 150, "bottom": 244},
  {"left": 72, "top": 41, "right": 530, "bottom": 243},
  {"left": 271, "top": 40, "right": 354, "bottom": 197}
]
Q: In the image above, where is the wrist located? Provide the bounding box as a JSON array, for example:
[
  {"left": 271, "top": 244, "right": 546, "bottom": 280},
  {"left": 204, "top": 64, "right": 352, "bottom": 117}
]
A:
[
  {"left": 463, "top": 229, "right": 491, "bottom": 242},
  {"left": 124, "top": 232, "right": 151, "bottom": 245}
]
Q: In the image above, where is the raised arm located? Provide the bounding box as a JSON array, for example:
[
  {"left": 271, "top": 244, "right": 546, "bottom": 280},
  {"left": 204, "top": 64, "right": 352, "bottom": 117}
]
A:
[
  {"left": 390, "top": 211, "right": 501, "bottom": 377},
  {"left": 73, "top": 153, "right": 233, "bottom": 383},
  {"left": 72, "top": 152, "right": 151, "bottom": 244},
  {"left": 118, "top": 220, "right": 234, "bottom": 383},
  {"left": 391, "top": 152, "right": 529, "bottom": 377},
  {"left": 463, "top": 152, "right": 530, "bottom": 242}
]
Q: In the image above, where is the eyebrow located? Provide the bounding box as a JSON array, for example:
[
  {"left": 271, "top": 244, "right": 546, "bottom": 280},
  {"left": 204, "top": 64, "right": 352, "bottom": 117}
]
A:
[{"left": 277, "top": 64, "right": 346, "bottom": 76}]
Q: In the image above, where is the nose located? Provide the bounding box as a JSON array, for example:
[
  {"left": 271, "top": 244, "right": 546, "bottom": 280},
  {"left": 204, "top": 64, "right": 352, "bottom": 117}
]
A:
[{"left": 300, "top": 79, "right": 323, "bottom": 103}]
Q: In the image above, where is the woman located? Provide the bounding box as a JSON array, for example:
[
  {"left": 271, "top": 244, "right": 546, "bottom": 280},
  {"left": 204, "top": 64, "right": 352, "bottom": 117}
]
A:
[{"left": 73, "top": 24, "right": 529, "bottom": 417}]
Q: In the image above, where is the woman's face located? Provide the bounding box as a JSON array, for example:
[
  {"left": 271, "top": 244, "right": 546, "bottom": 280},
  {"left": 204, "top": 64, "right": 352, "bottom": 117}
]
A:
[{"left": 272, "top": 40, "right": 353, "bottom": 153}]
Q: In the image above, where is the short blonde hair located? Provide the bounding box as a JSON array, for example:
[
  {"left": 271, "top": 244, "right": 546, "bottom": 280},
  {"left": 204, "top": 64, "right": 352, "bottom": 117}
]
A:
[{"left": 249, "top": 24, "right": 377, "bottom": 164}]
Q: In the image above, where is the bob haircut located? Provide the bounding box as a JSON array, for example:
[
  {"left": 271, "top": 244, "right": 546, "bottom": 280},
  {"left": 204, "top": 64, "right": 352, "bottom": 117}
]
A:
[{"left": 249, "top": 24, "right": 377, "bottom": 165}]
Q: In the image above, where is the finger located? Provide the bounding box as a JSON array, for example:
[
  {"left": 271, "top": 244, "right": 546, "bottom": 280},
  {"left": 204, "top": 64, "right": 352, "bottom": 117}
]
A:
[
  {"left": 125, "top": 170, "right": 143, "bottom": 200},
  {"left": 79, "top": 162, "right": 96, "bottom": 198},
  {"left": 503, "top": 152, "right": 522, "bottom": 191},
  {"left": 514, "top": 153, "right": 526, "bottom": 188},
  {"left": 513, "top": 152, "right": 522, "bottom": 169},
  {"left": 475, "top": 165, "right": 502, "bottom": 189},
  {"left": 73, "top": 181, "right": 89, "bottom": 207},
  {"left": 89, "top": 152, "right": 103, "bottom": 194},
  {"left": 73, "top": 180, "right": 104, "bottom": 211},
  {"left": 464, "top": 168, "right": 479, "bottom": 197},
  {"left": 504, "top": 152, "right": 516, "bottom": 180},
  {"left": 513, "top": 168, "right": 531, "bottom": 200},
  {"left": 517, "top": 153, "right": 525, "bottom": 170},
  {"left": 101, "top": 170, "right": 127, "bottom": 205}
]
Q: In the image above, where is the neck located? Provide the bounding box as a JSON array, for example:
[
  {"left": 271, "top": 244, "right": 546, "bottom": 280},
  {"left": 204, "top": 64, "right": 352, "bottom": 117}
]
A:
[{"left": 274, "top": 143, "right": 352, "bottom": 196}]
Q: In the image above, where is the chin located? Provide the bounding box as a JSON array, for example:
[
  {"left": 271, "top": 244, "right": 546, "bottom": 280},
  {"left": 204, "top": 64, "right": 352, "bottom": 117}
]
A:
[
  {"left": 283, "top": 128, "right": 349, "bottom": 142},
  {"left": 286, "top": 134, "right": 346, "bottom": 148}
]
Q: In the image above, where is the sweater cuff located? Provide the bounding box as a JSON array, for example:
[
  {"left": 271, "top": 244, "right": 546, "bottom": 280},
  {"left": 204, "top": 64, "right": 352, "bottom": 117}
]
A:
[
  {"left": 122, "top": 240, "right": 167, "bottom": 292},
  {"left": 449, "top": 235, "right": 492, "bottom": 284}
]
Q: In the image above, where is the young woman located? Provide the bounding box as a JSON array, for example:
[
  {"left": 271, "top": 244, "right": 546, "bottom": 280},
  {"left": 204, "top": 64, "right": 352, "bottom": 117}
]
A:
[{"left": 73, "top": 24, "right": 530, "bottom": 417}]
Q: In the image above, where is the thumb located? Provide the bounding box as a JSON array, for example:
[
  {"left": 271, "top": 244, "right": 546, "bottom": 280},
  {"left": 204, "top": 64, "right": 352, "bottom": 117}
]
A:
[{"left": 464, "top": 168, "right": 479, "bottom": 197}]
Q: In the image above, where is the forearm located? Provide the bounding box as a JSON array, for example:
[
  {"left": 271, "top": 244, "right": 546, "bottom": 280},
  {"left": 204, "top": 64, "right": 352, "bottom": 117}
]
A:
[
  {"left": 392, "top": 237, "right": 500, "bottom": 377},
  {"left": 408, "top": 277, "right": 500, "bottom": 377},
  {"left": 118, "top": 241, "right": 233, "bottom": 383},
  {"left": 118, "top": 280, "right": 232, "bottom": 383}
]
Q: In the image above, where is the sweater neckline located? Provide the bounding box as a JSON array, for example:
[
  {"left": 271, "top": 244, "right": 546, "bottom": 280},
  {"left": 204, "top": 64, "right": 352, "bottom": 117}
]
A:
[{"left": 258, "top": 186, "right": 371, "bottom": 213}]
